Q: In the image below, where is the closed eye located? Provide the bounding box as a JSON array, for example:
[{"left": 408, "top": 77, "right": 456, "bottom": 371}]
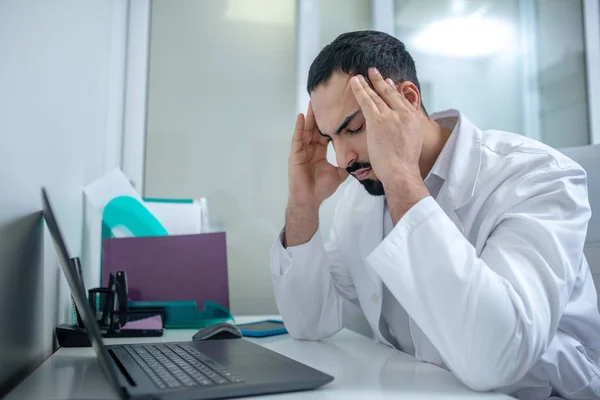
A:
[{"left": 347, "top": 124, "right": 364, "bottom": 134}]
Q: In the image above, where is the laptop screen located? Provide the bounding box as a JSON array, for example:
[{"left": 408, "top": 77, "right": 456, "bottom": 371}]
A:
[{"left": 41, "top": 188, "right": 127, "bottom": 400}]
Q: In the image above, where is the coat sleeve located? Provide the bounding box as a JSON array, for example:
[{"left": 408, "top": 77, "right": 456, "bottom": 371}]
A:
[
  {"left": 367, "top": 160, "right": 591, "bottom": 391},
  {"left": 270, "top": 198, "right": 363, "bottom": 340}
]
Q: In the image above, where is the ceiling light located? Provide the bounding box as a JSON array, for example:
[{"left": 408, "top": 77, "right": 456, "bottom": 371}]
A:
[
  {"left": 411, "top": 16, "right": 513, "bottom": 58},
  {"left": 224, "top": 0, "right": 295, "bottom": 27}
]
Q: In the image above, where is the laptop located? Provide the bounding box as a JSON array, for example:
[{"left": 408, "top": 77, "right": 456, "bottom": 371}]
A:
[{"left": 41, "top": 187, "right": 334, "bottom": 400}]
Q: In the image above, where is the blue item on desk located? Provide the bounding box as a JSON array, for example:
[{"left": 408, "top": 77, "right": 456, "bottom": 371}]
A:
[{"left": 237, "top": 320, "right": 287, "bottom": 337}]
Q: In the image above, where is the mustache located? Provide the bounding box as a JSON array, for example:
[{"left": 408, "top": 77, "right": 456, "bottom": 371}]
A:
[{"left": 346, "top": 161, "right": 372, "bottom": 174}]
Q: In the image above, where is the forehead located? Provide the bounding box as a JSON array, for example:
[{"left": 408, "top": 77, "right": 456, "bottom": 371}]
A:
[{"left": 310, "top": 72, "right": 360, "bottom": 134}]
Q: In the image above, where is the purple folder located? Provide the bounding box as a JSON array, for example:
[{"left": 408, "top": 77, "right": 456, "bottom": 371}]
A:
[{"left": 101, "top": 232, "right": 229, "bottom": 310}]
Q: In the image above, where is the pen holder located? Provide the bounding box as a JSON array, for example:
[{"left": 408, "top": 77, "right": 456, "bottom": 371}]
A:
[
  {"left": 88, "top": 288, "right": 116, "bottom": 329},
  {"left": 71, "top": 297, "right": 84, "bottom": 328}
]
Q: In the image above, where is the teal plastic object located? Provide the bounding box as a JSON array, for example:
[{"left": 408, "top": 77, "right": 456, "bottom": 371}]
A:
[
  {"left": 143, "top": 197, "right": 193, "bottom": 204},
  {"left": 128, "top": 301, "right": 234, "bottom": 329},
  {"left": 102, "top": 195, "right": 168, "bottom": 238}
]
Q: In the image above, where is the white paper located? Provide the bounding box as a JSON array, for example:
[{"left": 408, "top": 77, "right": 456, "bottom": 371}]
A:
[
  {"left": 82, "top": 168, "right": 144, "bottom": 213},
  {"left": 144, "top": 200, "right": 203, "bottom": 235}
]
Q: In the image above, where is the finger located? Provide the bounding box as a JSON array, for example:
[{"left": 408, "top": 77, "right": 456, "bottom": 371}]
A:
[
  {"left": 385, "top": 78, "right": 395, "bottom": 89},
  {"left": 305, "top": 101, "right": 327, "bottom": 145},
  {"left": 291, "top": 113, "right": 305, "bottom": 151},
  {"left": 317, "top": 134, "right": 330, "bottom": 147},
  {"left": 368, "top": 68, "right": 404, "bottom": 110},
  {"left": 350, "top": 75, "right": 381, "bottom": 118},
  {"left": 304, "top": 101, "right": 316, "bottom": 133},
  {"left": 358, "top": 74, "right": 389, "bottom": 112}
]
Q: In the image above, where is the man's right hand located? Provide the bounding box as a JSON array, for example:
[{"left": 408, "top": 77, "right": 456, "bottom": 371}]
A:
[
  {"left": 284, "top": 103, "right": 348, "bottom": 247},
  {"left": 288, "top": 102, "right": 349, "bottom": 208}
]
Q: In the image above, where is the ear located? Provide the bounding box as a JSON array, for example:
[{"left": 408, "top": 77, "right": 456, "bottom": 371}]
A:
[{"left": 397, "top": 81, "right": 421, "bottom": 111}]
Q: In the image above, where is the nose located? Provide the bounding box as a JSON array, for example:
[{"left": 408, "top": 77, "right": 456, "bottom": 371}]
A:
[{"left": 334, "top": 140, "right": 358, "bottom": 169}]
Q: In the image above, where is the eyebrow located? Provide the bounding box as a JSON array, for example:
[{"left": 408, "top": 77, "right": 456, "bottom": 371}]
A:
[{"left": 319, "top": 110, "right": 361, "bottom": 137}]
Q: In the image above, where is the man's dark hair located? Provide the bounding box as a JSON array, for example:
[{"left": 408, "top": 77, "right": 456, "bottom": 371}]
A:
[{"left": 307, "top": 30, "right": 426, "bottom": 113}]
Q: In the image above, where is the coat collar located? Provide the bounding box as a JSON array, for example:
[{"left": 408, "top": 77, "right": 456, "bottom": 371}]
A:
[{"left": 427, "top": 109, "right": 483, "bottom": 210}]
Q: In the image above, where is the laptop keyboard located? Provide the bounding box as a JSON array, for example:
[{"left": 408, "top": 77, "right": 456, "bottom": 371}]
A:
[{"left": 124, "top": 343, "right": 245, "bottom": 390}]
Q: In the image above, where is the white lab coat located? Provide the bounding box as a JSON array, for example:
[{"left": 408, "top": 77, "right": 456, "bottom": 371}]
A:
[{"left": 270, "top": 109, "right": 600, "bottom": 399}]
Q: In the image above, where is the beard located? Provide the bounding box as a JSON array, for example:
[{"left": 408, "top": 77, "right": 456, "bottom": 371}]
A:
[
  {"left": 360, "top": 179, "right": 385, "bottom": 196},
  {"left": 346, "top": 161, "right": 385, "bottom": 196}
]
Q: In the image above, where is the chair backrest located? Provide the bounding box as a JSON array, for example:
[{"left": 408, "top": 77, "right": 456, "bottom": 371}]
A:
[{"left": 559, "top": 144, "right": 600, "bottom": 278}]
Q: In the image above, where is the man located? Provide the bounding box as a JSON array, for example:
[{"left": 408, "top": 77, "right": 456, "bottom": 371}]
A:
[{"left": 269, "top": 31, "right": 600, "bottom": 399}]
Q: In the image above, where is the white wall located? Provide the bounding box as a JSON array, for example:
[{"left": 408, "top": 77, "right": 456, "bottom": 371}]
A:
[
  {"left": 319, "top": 0, "right": 370, "bottom": 47},
  {"left": 144, "top": 0, "right": 297, "bottom": 315},
  {"left": 0, "top": 0, "right": 125, "bottom": 393}
]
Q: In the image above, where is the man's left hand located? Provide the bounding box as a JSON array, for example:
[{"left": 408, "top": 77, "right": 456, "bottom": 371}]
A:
[
  {"left": 350, "top": 67, "right": 431, "bottom": 223},
  {"left": 349, "top": 67, "right": 426, "bottom": 186}
]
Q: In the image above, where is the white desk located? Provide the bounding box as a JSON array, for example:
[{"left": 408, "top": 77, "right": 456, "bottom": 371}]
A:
[{"left": 5, "top": 316, "right": 511, "bottom": 400}]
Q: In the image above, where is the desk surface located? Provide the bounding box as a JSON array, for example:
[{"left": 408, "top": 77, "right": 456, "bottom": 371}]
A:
[{"left": 5, "top": 315, "right": 511, "bottom": 400}]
